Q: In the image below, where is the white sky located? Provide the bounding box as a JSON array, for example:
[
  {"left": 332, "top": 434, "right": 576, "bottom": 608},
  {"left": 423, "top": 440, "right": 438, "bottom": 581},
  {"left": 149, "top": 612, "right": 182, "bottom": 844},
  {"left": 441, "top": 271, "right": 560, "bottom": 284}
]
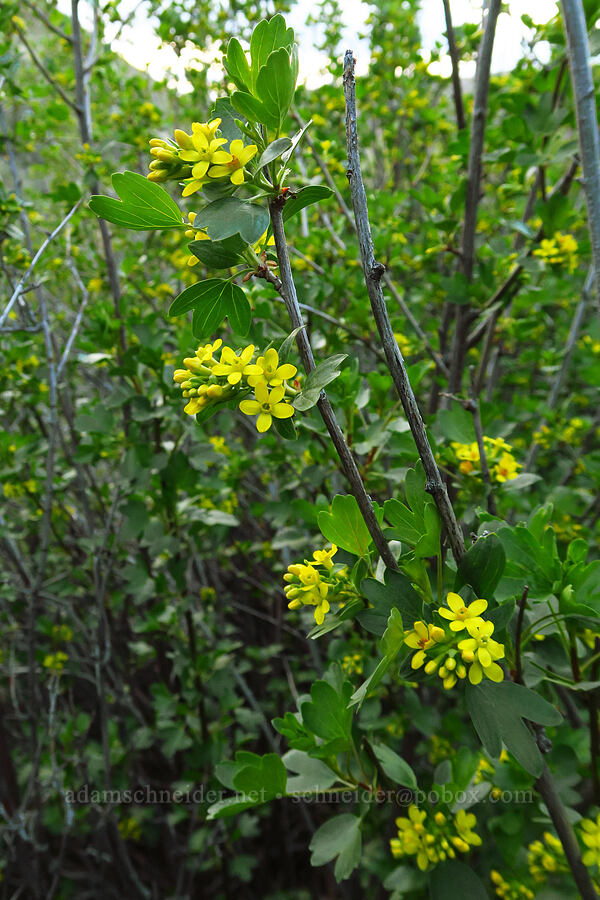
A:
[{"left": 59, "top": 0, "right": 559, "bottom": 92}]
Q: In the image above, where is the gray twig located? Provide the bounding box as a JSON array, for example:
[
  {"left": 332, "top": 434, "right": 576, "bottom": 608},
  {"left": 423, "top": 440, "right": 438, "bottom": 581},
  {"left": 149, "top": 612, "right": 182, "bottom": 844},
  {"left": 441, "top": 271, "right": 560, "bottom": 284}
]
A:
[
  {"left": 561, "top": 0, "right": 600, "bottom": 314},
  {"left": 447, "top": 0, "right": 501, "bottom": 395},
  {"left": 343, "top": 50, "right": 465, "bottom": 564},
  {"left": 441, "top": 0, "right": 466, "bottom": 130},
  {"left": 0, "top": 199, "right": 84, "bottom": 330},
  {"left": 525, "top": 265, "right": 592, "bottom": 470}
]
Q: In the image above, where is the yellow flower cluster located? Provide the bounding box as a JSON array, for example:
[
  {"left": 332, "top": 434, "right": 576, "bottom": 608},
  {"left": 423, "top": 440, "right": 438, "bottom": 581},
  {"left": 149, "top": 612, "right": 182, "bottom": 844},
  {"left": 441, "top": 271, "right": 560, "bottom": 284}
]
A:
[
  {"left": 284, "top": 545, "right": 354, "bottom": 625},
  {"left": 451, "top": 436, "right": 521, "bottom": 483},
  {"left": 490, "top": 870, "right": 534, "bottom": 900},
  {"left": 43, "top": 652, "right": 68, "bottom": 674},
  {"left": 580, "top": 812, "right": 600, "bottom": 868},
  {"left": 527, "top": 831, "right": 568, "bottom": 881},
  {"left": 390, "top": 806, "right": 481, "bottom": 871},
  {"left": 173, "top": 342, "right": 296, "bottom": 433},
  {"left": 341, "top": 653, "right": 363, "bottom": 675},
  {"left": 148, "top": 119, "right": 258, "bottom": 196},
  {"left": 533, "top": 232, "right": 578, "bottom": 272},
  {"left": 404, "top": 592, "right": 505, "bottom": 686}
]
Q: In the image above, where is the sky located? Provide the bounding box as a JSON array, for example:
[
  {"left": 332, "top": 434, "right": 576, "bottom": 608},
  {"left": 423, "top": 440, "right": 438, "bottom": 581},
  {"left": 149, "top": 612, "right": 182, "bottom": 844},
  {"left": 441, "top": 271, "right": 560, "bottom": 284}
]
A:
[{"left": 58, "top": 0, "right": 560, "bottom": 92}]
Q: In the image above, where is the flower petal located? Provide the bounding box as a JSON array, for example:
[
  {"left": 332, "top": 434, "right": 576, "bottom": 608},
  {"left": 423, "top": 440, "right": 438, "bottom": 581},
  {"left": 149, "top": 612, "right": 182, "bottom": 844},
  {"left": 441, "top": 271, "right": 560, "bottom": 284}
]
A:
[
  {"left": 446, "top": 592, "right": 463, "bottom": 612},
  {"left": 191, "top": 160, "right": 209, "bottom": 179},
  {"left": 272, "top": 402, "right": 294, "bottom": 418},
  {"left": 256, "top": 412, "right": 272, "bottom": 433},
  {"left": 231, "top": 169, "right": 245, "bottom": 185},
  {"left": 276, "top": 364, "right": 297, "bottom": 380},
  {"left": 239, "top": 399, "right": 260, "bottom": 415}
]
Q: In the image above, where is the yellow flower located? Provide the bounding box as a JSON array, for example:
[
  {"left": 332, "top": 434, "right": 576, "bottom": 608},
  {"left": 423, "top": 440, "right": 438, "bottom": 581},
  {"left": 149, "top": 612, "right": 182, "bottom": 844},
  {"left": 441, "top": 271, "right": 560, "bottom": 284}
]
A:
[
  {"left": 438, "top": 592, "right": 488, "bottom": 631},
  {"left": 580, "top": 812, "right": 600, "bottom": 867},
  {"left": 311, "top": 544, "right": 337, "bottom": 570},
  {"left": 458, "top": 621, "right": 505, "bottom": 684},
  {"left": 454, "top": 809, "right": 482, "bottom": 847},
  {"left": 179, "top": 129, "right": 232, "bottom": 196},
  {"left": 184, "top": 212, "right": 210, "bottom": 266},
  {"left": 493, "top": 452, "right": 521, "bottom": 483},
  {"left": 208, "top": 139, "right": 258, "bottom": 186},
  {"left": 212, "top": 344, "right": 257, "bottom": 385},
  {"left": 247, "top": 348, "right": 297, "bottom": 387},
  {"left": 239, "top": 382, "right": 295, "bottom": 433},
  {"left": 405, "top": 621, "right": 446, "bottom": 669}
]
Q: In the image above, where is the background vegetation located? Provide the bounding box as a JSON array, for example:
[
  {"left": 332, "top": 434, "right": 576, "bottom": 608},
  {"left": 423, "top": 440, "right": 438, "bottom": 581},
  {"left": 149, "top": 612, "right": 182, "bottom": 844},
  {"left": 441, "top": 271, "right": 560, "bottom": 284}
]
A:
[{"left": 1, "top": 0, "right": 599, "bottom": 898}]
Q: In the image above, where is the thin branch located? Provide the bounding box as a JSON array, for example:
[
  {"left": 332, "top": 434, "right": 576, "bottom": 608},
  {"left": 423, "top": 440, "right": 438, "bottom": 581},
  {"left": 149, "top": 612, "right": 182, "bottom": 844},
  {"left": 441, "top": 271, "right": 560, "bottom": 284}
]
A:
[
  {"left": 514, "top": 585, "right": 529, "bottom": 684},
  {"left": 0, "top": 199, "right": 83, "bottom": 330},
  {"left": 525, "top": 266, "right": 592, "bottom": 470},
  {"left": 447, "top": 0, "right": 501, "bottom": 395},
  {"left": 467, "top": 367, "right": 497, "bottom": 515},
  {"left": 441, "top": 0, "right": 466, "bottom": 130},
  {"left": 14, "top": 27, "right": 80, "bottom": 113},
  {"left": 343, "top": 50, "right": 465, "bottom": 564},
  {"left": 294, "top": 111, "right": 449, "bottom": 377},
  {"left": 535, "top": 763, "right": 599, "bottom": 900},
  {"left": 561, "top": 0, "right": 600, "bottom": 314},
  {"left": 21, "top": 0, "right": 72, "bottom": 42},
  {"left": 268, "top": 200, "right": 398, "bottom": 571},
  {"left": 271, "top": 294, "right": 384, "bottom": 356}
]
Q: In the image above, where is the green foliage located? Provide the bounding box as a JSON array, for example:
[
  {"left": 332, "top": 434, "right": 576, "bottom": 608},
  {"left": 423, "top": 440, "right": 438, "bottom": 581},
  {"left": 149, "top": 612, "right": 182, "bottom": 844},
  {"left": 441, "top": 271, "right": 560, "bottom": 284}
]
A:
[
  {"left": 2, "top": 2, "right": 600, "bottom": 897},
  {"left": 89, "top": 171, "right": 183, "bottom": 229}
]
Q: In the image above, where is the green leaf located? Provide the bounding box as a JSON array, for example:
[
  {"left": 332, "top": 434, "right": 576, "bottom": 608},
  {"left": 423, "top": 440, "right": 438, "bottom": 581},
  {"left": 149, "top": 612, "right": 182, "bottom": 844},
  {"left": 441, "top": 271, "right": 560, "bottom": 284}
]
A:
[
  {"left": 227, "top": 283, "right": 252, "bottom": 335},
  {"left": 282, "top": 119, "right": 313, "bottom": 163},
  {"left": 256, "top": 48, "right": 296, "bottom": 129},
  {"left": 187, "top": 233, "right": 247, "bottom": 268},
  {"left": 436, "top": 402, "right": 477, "bottom": 443},
  {"left": 206, "top": 795, "right": 262, "bottom": 820},
  {"left": 404, "top": 462, "right": 428, "bottom": 529},
  {"left": 372, "top": 743, "right": 417, "bottom": 789},
  {"left": 349, "top": 608, "right": 405, "bottom": 708},
  {"left": 283, "top": 750, "right": 338, "bottom": 793},
  {"left": 210, "top": 97, "right": 243, "bottom": 142},
  {"left": 89, "top": 171, "right": 183, "bottom": 231},
  {"left": 230, "top": 91, "right": 275, "bottom": 128},
  {"left": 196, "top": 198, "right": 270, "bottom": 243},
  {"left": 258, "top": 137, "right": 293, "bottom": 168},
  {"left": 358, "top": 570, "right": 422, "bottom": 635},
  {"left": 282, "top": 185, "right": 334, "bottom": 222},
  {"left": 429, "top": 860, "right": 489, "bottom": 900},
  {"left": 497, "top": 525, "right": 561, "bottom": 599},
  {"left": 384, "top": 498, "right": 421, "bottom": 545},
  {"left": 250, "top": 15, "right": 295, "bottom": 90},
  {"left": 233, "top": 753, "right": 287, "bottom": 799},
  {"left": 224, "top": 37, "right": 252, "bottom": 92},
  {"left": 414, "top": 503, "right": 442, "bottom": 558},
  {"left": 456, "top": 532, "right": 507, "bottom": 598},
  {"left": 278, "top": 326, "right": 304, "bottom": 364},
  {"left": 294, "top": 354, "right": 347, "bottom": 411},
  {"left": 309, "top": 814, "right": 362, "bottom": 882},
  {"left": 466, "top": 681, "right": 562, "bottom": 776},
  {"left": 273, "top": 414, "right": 297, "bottom": 441},
  {"left": 318, "top": 493, "right": 372, "bottom": 557},
  {"left": 301, "top": 680, "right": 352, "bottom": 745},
  {"left": 169, "top": 279, "right": 226, "bottom": 317},
  {"left": 272, "top": 712, "right": 316, "bottom": 752}
]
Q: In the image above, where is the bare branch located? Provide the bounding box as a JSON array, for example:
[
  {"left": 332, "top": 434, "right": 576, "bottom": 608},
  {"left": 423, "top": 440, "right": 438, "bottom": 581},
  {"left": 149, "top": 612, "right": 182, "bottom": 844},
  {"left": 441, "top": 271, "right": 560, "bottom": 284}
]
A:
[
  {"left": 21, "top": 0, "right": 72, "bottom": 42},
  {"left": 441, "top": 0, "right": 466, "bottom": 130},
  {"left": 268, "top": 200, "right": 399, "bottom": 571},
  {"left": 343, "top": 50, "right": 465, "bottom": 564},
  {"left": 561, "top": 0, "right": 600, "bottom": 314},
  {"left": 0, "top": 199, "right": 84, "bottom": 330},
  {"left": 15, "top": 27, "right": 80, "bottom": 114},
  {"left": 447, "top": 0, "right": 501, "bottom": 395}
]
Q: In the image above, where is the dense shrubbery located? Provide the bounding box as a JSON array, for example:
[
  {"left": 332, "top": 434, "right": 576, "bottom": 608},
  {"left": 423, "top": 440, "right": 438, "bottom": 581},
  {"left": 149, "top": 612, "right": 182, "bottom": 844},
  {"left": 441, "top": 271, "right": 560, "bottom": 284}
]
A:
[{"left": 1, "top": 1, "right": 600, "bottom": 898}]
